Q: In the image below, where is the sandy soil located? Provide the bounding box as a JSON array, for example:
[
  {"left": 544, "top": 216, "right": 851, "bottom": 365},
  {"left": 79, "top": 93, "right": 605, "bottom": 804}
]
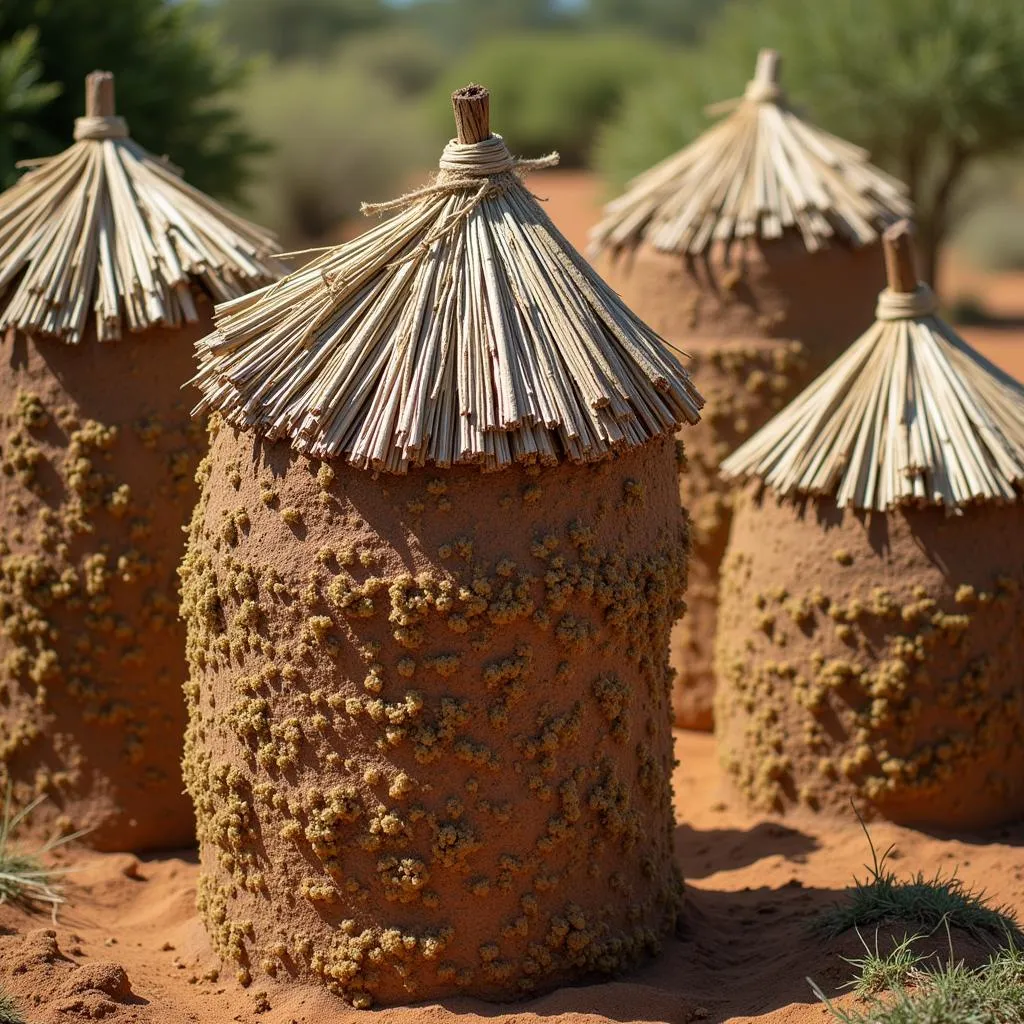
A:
[{"left": 2, "top": 730, "right": 1022, "bottom": 1024}]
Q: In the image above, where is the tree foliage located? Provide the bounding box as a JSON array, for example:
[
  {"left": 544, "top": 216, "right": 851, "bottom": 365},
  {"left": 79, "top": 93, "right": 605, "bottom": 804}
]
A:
[
  {"left": 0, "top": 0, "right": 262, "bottom": 200},
  {"left": 433, "top": 32, "right": 674, "bottom": 167},
  {"left": 598, "top": 0, "right": 1024, "bottom": 290},
  {"left": 210, "top": 0, "right": 390, "bottom": 62},
  {"left": 236, "top": 60, "right": 434, "bottom": 245},
  {"left": 0, "top": 29, "right": 61, "bottom": 187},
  {"left": 583, "top": 0, "right": 730, "bottom": 43}
]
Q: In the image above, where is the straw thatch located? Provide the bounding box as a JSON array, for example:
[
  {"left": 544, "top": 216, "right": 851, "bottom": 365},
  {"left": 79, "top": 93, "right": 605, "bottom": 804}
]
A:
[
  {"left": 193, "top": 86, "right": 703, "bottom": 473},
  {"left": 0, "top": 71, "right": 282, "bottom": 344},
  {"left": 590, "top": 50, "right": 911, "bottom": 258},
  {"left": 720, "top": 222, "right": 1024, "bottom": 510}
]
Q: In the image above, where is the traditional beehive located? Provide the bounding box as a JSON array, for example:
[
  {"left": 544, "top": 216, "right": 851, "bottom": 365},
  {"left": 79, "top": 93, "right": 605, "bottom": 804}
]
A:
[
  {"left": 0, "top": 72, "right": 281, "bottom": 851},
  {"left": 716, "top": 221, "right": 1024, "bottom": 829},
  {"left": 181, "top": 84, "right": 703, "bottom": 1006},
  {"left": 590, "top": 49, "right": 912, "bottom": 730}
]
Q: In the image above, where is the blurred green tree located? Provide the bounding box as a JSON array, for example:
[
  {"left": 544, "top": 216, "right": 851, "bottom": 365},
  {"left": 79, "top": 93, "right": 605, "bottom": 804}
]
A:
[
  {"left": 584, "top": 0, "right": 729, "bottom": 42},
  {"left": 0, "top": 0, "right": 262, "bottom": 200},
  {"left": 403, "top": 0, "right": 570, "bottom": 49},
  {"left": 210, "top": 0, "right": 390, "bottom": 62},
  {"left": 598, "top": 0, "right": 1024, "bottom": 290},
  {"left": 236, "top": 60, "right": 434, "bottom": 245},
  {"left": 433, "top": 32, "right": 674, "bottom": 166},
  {"left": 0, "top": 29, "right": 61, "bottom": 187}
]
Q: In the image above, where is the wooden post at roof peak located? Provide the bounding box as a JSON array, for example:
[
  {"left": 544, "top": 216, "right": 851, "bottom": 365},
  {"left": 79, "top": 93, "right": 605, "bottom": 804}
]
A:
[
  {"left": 451, "top": 83, "right": 490, "bottom": 144},
  {"left": 85, "top": 71, "right": 116, "bottom": 118},
  {"left": 883, "top": 219, "right": 919, "bottom": 293},
  {"left": 753, "top": 49, "right": 782, "bottom": 87}
]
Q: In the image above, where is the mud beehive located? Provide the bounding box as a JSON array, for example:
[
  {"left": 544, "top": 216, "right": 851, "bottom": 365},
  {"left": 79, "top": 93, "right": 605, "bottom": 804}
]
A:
[
  {"left": 0, "top": 72, "right": 281, "bottom": 850},
  {"left": 590, "top": 50, "right": 912, "bottom": 730},
  {"left": 181, "top": 84, "right": 703, "bottom": 1006},
  {"left": 716, "top": 221, "right": 1024, "bottom": 829}
]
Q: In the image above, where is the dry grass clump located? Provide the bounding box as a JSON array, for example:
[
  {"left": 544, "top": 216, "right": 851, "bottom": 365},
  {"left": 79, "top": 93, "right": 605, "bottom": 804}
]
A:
[{"left": 0, "top": 787, "right": 79, "bottom": 917}]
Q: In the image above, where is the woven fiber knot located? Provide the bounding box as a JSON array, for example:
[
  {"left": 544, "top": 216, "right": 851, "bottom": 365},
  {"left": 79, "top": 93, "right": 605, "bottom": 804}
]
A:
[
  {"left": 438, "top": 134, "right": 516, "bottom": 178},
  {"left": 360, "top": 136, "right": 558, "bottom": 221},
  {"left": 875, "top": 284, "right": 938, "bottom": 321},
  {"left": 74, "top": 115, "right": 129, "bottom": 141},
  {"left": 743, "top": 80, "right": 783, "bottom": 104}
]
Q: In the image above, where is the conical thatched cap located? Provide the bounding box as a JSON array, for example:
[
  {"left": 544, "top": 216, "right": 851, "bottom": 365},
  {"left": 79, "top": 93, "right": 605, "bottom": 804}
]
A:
[
  {"left": 193, "top": 84, "right": 704, "bottom": 473},
  {"left": 591, "top": 49, "right": 911, "bottom": 258},
  {"left": 721, "top": 221, "right": 1024, "bottom": 511},
  {"left": 0, "top": 71, "right": 282, "bottom": 344}
]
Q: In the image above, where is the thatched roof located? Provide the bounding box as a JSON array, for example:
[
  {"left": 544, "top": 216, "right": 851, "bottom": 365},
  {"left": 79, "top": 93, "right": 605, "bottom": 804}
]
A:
[
  {"left": 720, "top": 222, "right": 1024, "bottom": 510},
  {"left": 192, "top": 84, "right": 703, "bottom": 474},
  {"left": 0, "top": 71, "right": 282, "bottom": 344},
  {"left": 590, "top": 50, "right": 911, "bottom": 258}
]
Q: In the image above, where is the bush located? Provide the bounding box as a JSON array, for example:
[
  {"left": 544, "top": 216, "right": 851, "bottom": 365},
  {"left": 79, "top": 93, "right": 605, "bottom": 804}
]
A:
[
  {"left": 209, "top": 0, "right": 390, "bottom": 63},
  {"left": 336, "top": 29, "right": 447, "bottom": 98},
  {"left": 595, "top": 48, "right": 738, "bottom": 191},
  {"left": 430, "top": 32, "right": 675, "bottom": 167},
  {"left": 236, "top": 61, "right": 435, "bottom": 246}
]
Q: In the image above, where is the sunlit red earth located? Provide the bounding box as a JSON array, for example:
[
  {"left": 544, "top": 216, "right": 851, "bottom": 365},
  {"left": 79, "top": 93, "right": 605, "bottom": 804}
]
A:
[{"left": 1, "top": 172, "right": 1022, "bottom": 1024}]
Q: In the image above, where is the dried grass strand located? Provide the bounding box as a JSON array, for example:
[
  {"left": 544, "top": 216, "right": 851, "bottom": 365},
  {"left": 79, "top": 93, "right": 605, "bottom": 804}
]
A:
[
  {"left": 194, "top": 134, "right": 703, "bottom": 472},
  {"left": 720, "top": 284, "right": 1024, "bottom": 510},
  {"left": 590, "top": 51, "right": 911, "bottom": 258},
  {"left": 0, "top": 113, "right": 282, "bottom": 344}
]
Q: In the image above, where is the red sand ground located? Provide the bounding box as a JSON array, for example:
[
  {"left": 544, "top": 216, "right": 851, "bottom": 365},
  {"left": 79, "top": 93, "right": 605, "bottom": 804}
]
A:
[
  {"left": 2, "top": 730, "right": 1023, "bottom": 1024},
  {"left": 2, "top": 172, "right": 1022, "bottom": 1024}
]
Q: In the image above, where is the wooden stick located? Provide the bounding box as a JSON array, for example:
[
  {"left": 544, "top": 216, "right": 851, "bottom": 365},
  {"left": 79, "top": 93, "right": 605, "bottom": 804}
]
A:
[
  {"left": 883, "top": 218, "right": 919, "bottom": 292},
  {"left": 452, "top": 84, "right": 490, "bottom": 145},
  {"left": 753, "top": 49, "right": 782, "bottom": 88},
  {"left": 85, "top": 71, "right": 116, "bottom": 118}
]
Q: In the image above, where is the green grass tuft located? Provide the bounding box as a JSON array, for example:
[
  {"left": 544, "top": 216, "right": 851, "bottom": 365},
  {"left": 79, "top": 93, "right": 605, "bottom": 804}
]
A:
[
  {"left": 841, "top": 930, "right": 928, "bottom": 997},
  {"left": 813, "top": 944, "right": 1024, "bottom": 1024},
  {"left": 0, "top": 988, "right": 25, "bottom": 1024},
  {"left": 818, "top": 813, "right": 1022, "bottom": 943},
  {"left": 0, "top": 786, "right": 80, "bottom": 916}
]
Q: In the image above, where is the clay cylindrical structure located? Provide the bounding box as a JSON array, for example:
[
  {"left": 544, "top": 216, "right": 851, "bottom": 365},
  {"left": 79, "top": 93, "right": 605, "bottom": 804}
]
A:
[
  {"left": 0, "top": 318, "right": 208, "bottom": 850},
  {"left": 715, "top": 485, "right": 1024, "bottom": 829},
  {"left": 181, "top": 421, "right": 687, "bottom": 1005},
  {"left": 600, "top": 236, "right": 886, "bottom": 729},
  {"left": 0, "top": 70, "right": 280, "bottom": 849}
]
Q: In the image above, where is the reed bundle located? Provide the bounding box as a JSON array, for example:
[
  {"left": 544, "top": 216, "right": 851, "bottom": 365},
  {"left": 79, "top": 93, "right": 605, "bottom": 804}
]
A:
[
  {"left": 590, "top": 50, "right": 911, "bottom": 258},
  {"left": 0, "top": 72, "right": 281, "bottom": 344},
  {"left": 720, "top": 222, "right": 1024, "bottom": 510},
  {"left": 193, "top": 85, "right": 703, "bottom": 474}
]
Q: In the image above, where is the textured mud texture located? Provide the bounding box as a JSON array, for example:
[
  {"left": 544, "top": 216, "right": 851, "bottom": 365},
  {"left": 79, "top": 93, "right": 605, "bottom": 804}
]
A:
[
  {"left": 716, "top": 485, "right": 1024, "bottom": 829},
  {"left": 600, "top": 237, "right": 886, "bottom": 730},
  {"left": 0, "top": 315, "right": 208, "bottom": 851},
  {"left": 181, "top": 420, "right": 688, "bottom": 1007}
]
